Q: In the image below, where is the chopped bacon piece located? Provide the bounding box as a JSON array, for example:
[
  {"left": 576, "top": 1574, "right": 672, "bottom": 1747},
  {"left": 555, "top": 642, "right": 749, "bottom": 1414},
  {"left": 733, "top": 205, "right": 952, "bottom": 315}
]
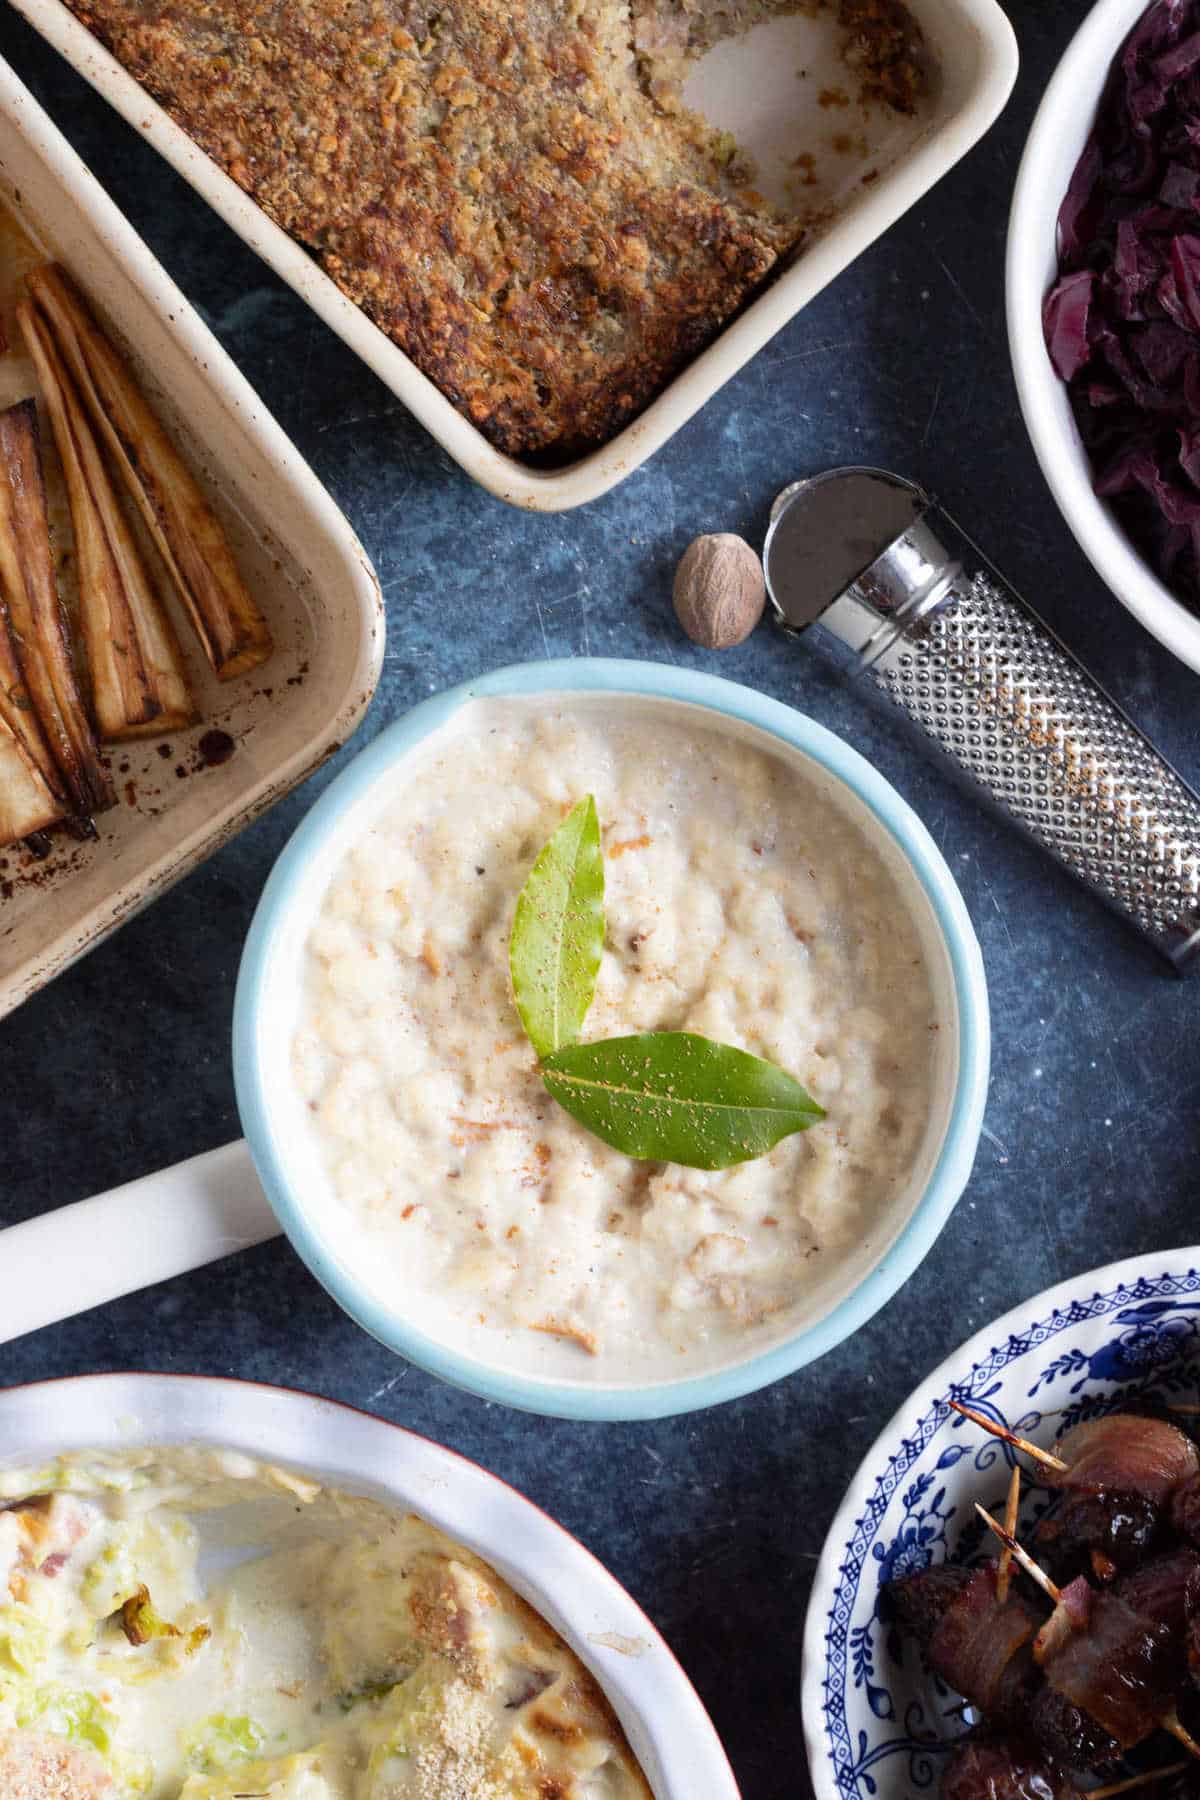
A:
[{"left": 1, "top": 1494, "right": 96, "bottom": 1596}]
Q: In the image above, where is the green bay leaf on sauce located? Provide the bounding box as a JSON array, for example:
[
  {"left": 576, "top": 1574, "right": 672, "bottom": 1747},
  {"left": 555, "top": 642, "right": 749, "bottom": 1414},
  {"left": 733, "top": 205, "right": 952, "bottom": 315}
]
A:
[
  {"left": 540, "top": 1032, "right": 826, "bottom": 1171},
  {"left": 509, "top": 795, "right": 605, "bottom": 1060}
]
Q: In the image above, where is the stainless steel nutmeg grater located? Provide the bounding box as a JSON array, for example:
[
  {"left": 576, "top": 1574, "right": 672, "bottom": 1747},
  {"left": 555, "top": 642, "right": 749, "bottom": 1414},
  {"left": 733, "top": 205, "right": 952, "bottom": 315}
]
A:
[{"left": 762, "top": 466, "right": 1200, "bottom": 971}]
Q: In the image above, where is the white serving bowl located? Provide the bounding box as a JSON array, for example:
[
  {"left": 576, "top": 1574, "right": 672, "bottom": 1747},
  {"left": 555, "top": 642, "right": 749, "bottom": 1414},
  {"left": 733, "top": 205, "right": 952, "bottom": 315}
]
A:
[
  {"left": 0, "top": 1372, "right": 739, "bottom": 1799},
  {"left": 1007, "top": 0, "right": 1200, "bottom": 673},
  {"left": 802, "top": 1245, "right": 1200, "bottom": 1800},
  {"left": 233, "top": 659, "right": 989, "bottom": 1421}
]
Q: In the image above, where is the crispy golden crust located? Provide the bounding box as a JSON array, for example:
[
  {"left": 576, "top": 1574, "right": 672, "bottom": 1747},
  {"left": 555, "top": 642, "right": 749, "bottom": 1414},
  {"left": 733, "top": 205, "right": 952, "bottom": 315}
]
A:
[
  {"left": 62, "top": 0, "right": 798, "bottom": 457},
  {"left": 405, "top": 1534, "right": 654, "bottom": 1798},
  {"left": 0, "top": 1731, "right": 113, "bottom": 1800}
]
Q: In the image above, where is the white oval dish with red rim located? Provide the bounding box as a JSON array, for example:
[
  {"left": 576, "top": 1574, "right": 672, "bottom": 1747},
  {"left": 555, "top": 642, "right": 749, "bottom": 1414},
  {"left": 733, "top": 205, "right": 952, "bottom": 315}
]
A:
[{"left": 0, "top": 1371, "right": 739, "bottom": 1799}]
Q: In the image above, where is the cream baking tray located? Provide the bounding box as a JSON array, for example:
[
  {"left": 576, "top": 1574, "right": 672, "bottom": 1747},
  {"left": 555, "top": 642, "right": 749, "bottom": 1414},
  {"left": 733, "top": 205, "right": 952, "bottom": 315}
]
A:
[
  {"left": 0, "top": 55, "right": 385, "bottom": 1018},
  {"left": 19, "top": 0, "right": 1018, "bottom": 512}
]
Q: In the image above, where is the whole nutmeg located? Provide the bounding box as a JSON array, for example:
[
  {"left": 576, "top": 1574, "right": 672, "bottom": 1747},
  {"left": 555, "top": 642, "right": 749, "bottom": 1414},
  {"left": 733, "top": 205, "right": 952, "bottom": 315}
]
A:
[{"left": 672, "top": 532, "right": 766, "bottom": 649}]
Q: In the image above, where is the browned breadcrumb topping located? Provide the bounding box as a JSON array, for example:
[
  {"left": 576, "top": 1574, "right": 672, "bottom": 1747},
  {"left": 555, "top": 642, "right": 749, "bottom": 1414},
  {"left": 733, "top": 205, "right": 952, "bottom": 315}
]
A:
[
  {"left": 839, "top": 0, "right": 925, "bottom": 112},
  {"left": 403, "top": 1541, "right": 653, "bottom": 1796},
  {"left": 409, "top": 1676, "right": 501, "bottom": 1799},
  {"left": 62, "top": 0, "right": 924, "bottom": 458},
  {"left": 0, "top": 1730, "right": 113, "bottom": 1800}
]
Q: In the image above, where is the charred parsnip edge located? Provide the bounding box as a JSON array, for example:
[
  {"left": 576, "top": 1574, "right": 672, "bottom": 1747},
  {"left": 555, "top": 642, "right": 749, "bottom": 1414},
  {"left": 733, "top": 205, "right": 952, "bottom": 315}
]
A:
[
  {"left": 19, "top": 300, "right": 196, "bottom": 741},
  {"left": 0, "top": 560, "right": 65, "bottom": 808},
  {"left": 0, "top": 717, "right": 64, "bottom": 845},
  {"left": 26, "top": 263, "right": 272, "bottom": 681},
  {"left": 0, "top": 397, "right": 112, "bottom": 816}
]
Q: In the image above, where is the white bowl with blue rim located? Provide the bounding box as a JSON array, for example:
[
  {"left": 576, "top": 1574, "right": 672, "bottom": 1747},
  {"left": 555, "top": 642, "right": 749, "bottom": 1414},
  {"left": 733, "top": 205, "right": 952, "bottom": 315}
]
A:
[
  {"left": 803, "top": 1247, "right": 1200, "bottom": 1800},
  {"left": 233, "top": 658, "right": 989, "bottom": 1421}
]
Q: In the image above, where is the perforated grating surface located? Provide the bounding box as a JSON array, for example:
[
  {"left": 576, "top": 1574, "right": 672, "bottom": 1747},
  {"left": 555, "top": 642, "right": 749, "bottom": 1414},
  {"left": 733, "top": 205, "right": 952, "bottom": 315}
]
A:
[{"left": 873, "top": 574, "right": 1200, "bottom": 957}]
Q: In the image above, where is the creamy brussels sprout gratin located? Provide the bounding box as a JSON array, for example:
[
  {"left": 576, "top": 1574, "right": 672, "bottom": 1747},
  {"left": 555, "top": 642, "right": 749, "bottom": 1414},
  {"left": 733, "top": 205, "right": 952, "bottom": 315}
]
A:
[
  {"left": 291, "top": 697, "right": 941, "bottom": 1382},
  {"left": 0, "top": 1447, "right": 650, "bottom": 1799}
]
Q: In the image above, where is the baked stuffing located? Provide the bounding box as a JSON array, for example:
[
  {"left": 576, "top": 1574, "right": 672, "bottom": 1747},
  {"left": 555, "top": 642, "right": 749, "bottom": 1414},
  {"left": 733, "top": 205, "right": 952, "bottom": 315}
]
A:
[{"left": 64, "top": 0, "right": 924, "bottom": 458}]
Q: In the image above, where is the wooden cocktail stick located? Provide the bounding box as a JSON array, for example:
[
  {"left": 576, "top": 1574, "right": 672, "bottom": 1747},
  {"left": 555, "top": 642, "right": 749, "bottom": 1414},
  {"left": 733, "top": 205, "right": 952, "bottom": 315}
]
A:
[
  {"left": 949, "top": 1400, "right": 1069, "bottom": 1473},
  {"left": 996, "top": 1465, "right": 1021, "bottom": 1605},
  {"left": 974, "top": 1502, "right": 1061, "bottom": 1603},
  {"left": 1165, "top": 1712, "right": 1200, "bottom": 1764},
  {"left": 1090, "top": 1764, "right": 1188, "bottom": 1799}
]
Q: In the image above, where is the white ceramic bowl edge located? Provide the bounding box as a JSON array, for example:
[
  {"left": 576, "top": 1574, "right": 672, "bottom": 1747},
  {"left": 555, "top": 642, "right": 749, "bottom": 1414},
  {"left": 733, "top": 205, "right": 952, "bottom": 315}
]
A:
[
  {"left": 1006, "top": 0, "right": 1200, "bottom": 673},
  {"left": 233, "top": 659, "right": 989, "bottom": 1421}
]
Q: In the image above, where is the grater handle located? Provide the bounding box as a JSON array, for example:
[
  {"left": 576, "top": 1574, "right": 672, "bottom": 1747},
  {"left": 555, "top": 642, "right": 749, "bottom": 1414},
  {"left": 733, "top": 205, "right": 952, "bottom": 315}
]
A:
[{"left": 857, "top": 569, "right": 1200, "bottom": 969}]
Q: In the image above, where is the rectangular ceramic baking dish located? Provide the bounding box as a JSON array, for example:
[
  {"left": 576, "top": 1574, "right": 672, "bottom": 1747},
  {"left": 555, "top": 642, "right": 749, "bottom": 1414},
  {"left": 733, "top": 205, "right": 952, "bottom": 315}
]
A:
[
  {"left": 19, "top": 0, "right": 1018, "bottom": 512},
  {"left": 0, "top": 54, "right": 385, "bottom": 1018}
]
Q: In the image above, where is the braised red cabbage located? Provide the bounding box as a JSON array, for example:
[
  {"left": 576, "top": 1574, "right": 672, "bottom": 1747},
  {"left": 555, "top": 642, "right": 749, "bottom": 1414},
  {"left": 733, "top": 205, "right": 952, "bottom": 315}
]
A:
[{"left": 1044, "top": 0, "right": 1200, "bottom": 605}]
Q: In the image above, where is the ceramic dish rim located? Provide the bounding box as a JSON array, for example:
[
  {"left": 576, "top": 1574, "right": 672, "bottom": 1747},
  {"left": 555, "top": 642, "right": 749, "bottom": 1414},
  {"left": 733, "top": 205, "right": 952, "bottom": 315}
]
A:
[
  {"left": 799, "top": 1242, "right": 1200, "bottom": 1800},
  {"left": 1005, "top": 0, "right": 1200, "bottom": 674},
  {"left": 0, "top": 1368, "right": 740, "bottom": 1800},
  {"left": 18, "top": 0, "right": 1017, "bottom": 512},
  {"left": 232, "top": 656, "right": 990, "bottom": 1422}
]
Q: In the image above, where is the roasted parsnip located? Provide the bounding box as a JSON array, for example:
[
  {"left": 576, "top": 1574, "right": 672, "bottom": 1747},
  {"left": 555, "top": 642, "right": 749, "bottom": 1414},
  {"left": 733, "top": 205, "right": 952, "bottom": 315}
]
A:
[
  {"left": 19, "top": 299, "right": 196, "bottom": 740},
  {"left": 0, "top": 398, "right": 113, "bottom": 815},
  {"left": 0, "top": 575, "right": 67, "bottom": 808},
  {"left": 0, "top": 716, "right": 64, "bottom": 846},
  {"left": 26, "top": 264, "right": 272, "bottom": 681}
]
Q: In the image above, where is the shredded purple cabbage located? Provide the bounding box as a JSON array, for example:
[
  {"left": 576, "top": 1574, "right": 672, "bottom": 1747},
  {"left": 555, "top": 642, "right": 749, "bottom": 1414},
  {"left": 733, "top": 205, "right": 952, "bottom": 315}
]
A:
[{"left": 1044, "top": 0, "right": 1200, "bottom": 604}]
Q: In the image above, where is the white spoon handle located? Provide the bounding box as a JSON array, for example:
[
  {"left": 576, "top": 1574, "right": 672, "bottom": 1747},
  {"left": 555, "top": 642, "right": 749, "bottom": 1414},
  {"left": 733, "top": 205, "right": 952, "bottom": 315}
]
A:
[{"left": 0, "top": 1140, "right": 280, "bottom": 1347}]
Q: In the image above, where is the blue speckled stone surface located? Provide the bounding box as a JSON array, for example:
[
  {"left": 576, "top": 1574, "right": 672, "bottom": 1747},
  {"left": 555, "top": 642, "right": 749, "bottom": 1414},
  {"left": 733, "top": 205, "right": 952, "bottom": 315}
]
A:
[{"left": 0, "top": 4, "right": 1196, "bottom": 1795}]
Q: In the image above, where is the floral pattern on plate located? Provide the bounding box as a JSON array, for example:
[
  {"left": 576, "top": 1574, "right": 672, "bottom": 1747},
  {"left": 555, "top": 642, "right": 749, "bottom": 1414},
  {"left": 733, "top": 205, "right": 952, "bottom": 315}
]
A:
[{"left": 805, "top": 1254, "right": 1200, "bottom": 1800}]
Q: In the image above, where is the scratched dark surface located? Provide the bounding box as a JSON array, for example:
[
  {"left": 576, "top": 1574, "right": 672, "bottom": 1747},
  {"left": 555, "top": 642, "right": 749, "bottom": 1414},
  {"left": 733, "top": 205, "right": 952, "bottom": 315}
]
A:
[{"left": 0, "top": 4, "right": 1195, "bottom": 1796}]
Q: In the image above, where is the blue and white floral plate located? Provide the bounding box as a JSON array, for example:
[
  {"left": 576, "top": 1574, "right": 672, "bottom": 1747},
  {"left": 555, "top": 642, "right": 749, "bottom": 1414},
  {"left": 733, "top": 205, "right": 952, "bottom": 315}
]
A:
[{"left": 803, "top": 1248, "right": 1200, "bottom": 1800}]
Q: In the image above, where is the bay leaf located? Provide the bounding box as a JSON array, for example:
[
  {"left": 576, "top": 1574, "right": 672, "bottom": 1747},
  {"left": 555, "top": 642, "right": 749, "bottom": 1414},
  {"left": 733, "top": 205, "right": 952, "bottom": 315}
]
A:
[
  {"left": 541, "top": 1032, "right": 825, "bottom": 1171},
  {"left": 509, "top": 795, "right": 605, "bottom": 1060}
]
